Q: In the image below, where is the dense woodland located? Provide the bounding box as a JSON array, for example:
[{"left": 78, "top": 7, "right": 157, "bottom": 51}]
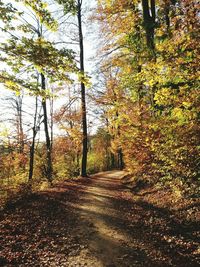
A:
[
  {"left": 0, "top": 1, "right": 200, "bottom": 266},
  {"left": 0, "top": 0, "right": 199, "bottom": 203}
]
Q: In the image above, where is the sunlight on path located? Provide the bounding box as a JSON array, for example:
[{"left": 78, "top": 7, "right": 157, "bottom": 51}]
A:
[
  {"left": 66, "top": 171, "right": 148, "bottom": 267},
  {"left": 1, "top": 171, "right": 198, "bottom": 267}
]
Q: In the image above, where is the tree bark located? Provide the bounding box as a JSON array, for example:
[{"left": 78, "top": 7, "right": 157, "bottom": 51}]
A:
[
  {"left": 29, "top": 130, "right": 36, "bottom": 181},
  {"left": 12, "top": 95, "right": 24, "bottom": 154},
  {"left": 28, "top": 97, "right": 38, "bottom": 182},
  {"left": 77, "top": 0, "right": 88, "bottom": 177},
  {"left": 142, "top": 0, "right": 156, "bottom": 50},
  {"left": 18, "top": 96, "right": 24, "bottom": 154},
  {"left": 118, "top": 148, "right": 124, "bottom": 170},
  {"left": 41, "top": 73, "right": 53, "bottom": 182},
  {"left": 164, "top": 3, "right": 170, "bottom": 31}
]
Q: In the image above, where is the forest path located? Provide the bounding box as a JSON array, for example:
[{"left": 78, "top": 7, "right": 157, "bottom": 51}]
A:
[
  {"left": 68, "top": 170, "right": 140, "bottom": 267},
  {"left": 0, "top": 171, "right": 199, "bottom": 266}
]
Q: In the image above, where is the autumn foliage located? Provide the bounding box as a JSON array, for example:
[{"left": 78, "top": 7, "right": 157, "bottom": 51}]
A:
[{"left": 94, "top": 0, "right": 200, "bottom": 194}]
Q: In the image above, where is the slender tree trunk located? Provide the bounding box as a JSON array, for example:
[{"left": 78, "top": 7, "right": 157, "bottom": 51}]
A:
[
  {"left": 137, "top": 64, "right": 144, "bottom": 127},
  {"left": 41, "top": 73, "right": 53, "bottom": 182},
  {"left": 28, "top": 97, "right": 38, "bottom": 182},
  {"left": 50, "top": 87, "right": 54, "bottom": 150},
  {"left": 118, "top": 148, "right": 124, "bottom": 170},
  {"left": 14, "top": 95, "right": 24, "bottom": 154},
  {"left": 77, "top": 0, "right": 88, "bottom": 177},
  {"left": 18, "top": 96, "right": 24, "bottom": 154},
  {"left": 29, "top": 131, "right": 36, "bottom": 181},
  {"left": 111, "top": 153, "right": 115, "bottom": 169},
  {"left": 115, "top": 107, "right": 124, "bottom": 170}
]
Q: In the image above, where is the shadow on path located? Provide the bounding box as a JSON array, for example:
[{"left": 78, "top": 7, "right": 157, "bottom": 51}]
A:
[{"left": 0, "top": 171, "right": 199, "bottom": 267}]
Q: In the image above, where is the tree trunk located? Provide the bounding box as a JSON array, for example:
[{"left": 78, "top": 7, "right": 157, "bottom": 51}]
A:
[
  {"left": 115, "top": 108, "right": 124, "bottom": 170},
  {"left": 164, "top": 2, "right": 170, "bottom": 31},
  {"left": 41, "top": 73, "right": 53, "bottom": 182},
  {"left": 142, "top": 0, "right": 156, "bottom": 114},
  {"left": 118, "top": 148, "right": 124, "bottom": 170},
  {"left": 28, "top": 97, "right": 39, "bottom": 182},
  {"left": 77, "top": 0, "right": 88, "bottom": 177},
  {"left": 14, "top": 95, "right": 24, "bottom": 154},
  {"left": 28, "top": 131, "right": 36, "bottom": 181},
  {"left": 18, "top": 96, "right": 24, "bottom": 154},
  {"left": 50, "top": 87, "right": 54, "bottom": 149},
  {"left": 142, "top": 0, "right": 156, "bottom": 50},
  {"left": 111, "top": 152, "right": 115, "bottom": 169}
]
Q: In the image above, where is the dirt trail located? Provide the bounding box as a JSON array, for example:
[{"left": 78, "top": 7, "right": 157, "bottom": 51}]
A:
[
  {"left": 0, "top": 171, "right": 199, "bottom": 267},
  {"left": 57, "top": 171, "right": 199, "bottom": 267},
  {"left": 68, "top": 171, "right": 138, "bottom": 267}
]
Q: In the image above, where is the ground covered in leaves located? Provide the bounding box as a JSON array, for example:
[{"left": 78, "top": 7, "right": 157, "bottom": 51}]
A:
[{"left": 0, "top": 171, "right": 199, "bottom": 266}]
